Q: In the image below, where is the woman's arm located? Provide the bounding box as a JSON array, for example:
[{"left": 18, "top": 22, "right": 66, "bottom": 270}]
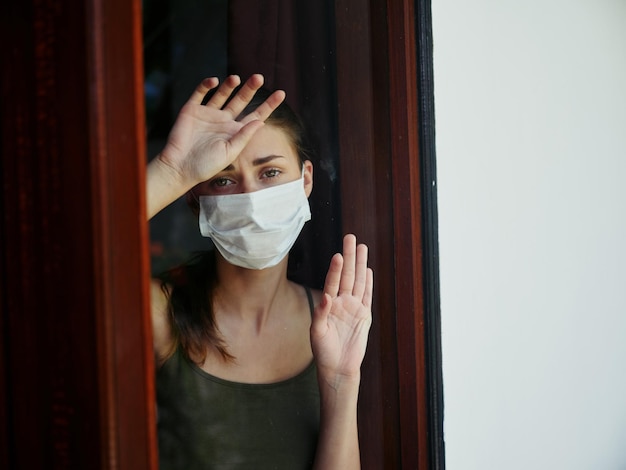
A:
[
  {"left": 147, "top": 75, "right": 286, "bottom": 359},
  {"left": 311, "top": 234, "right": 374, "bottom": 469}
]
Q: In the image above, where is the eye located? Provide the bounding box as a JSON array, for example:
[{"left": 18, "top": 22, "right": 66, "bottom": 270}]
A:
[
  {"left": 211, "top": 177, "right": 234, "bottom": 188},
  {"left": 261, "top": 168, "right": 282, "bottom": 179}
]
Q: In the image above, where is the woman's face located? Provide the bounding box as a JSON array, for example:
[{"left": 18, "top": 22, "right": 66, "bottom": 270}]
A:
[{"left": 193, "top": 125, "right": 313, "bottom": 197}]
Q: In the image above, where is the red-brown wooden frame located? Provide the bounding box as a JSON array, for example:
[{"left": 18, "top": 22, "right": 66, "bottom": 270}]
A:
[
  {"left": 1, "top": 0, "right": 157, "bottom": 467},
  {"left": 335, "top": 1, "right": 431, "bottom": 468},
  {"left": 1, "top": 0, "right": 438, "bottom": 468}
]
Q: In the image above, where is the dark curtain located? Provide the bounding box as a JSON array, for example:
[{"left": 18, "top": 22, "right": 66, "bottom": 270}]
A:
[{"left": 228, "top": 0, "right": 341, "bottom": 289}]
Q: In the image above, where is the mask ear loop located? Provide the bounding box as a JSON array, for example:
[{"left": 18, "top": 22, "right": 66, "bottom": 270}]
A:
[
  {"left": 187, "top": 188, "right": 202, "bottom": 217},
  {"left": 188, "top": 187, "right": 200, "bottom": 203}
]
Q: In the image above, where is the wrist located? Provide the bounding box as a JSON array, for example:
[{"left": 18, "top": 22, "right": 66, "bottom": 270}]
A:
[
  {"left": 317, "top": 368, "right": 361, "bottom": 395},
  {"left": 146, "top": 155, "right": 194, "bottom": 219},
  {"left": 317, "top": 373, "right": 360, "bottom": 423},
  {"left": 152, "top": 153, "right": 186, "bottom": 185}
]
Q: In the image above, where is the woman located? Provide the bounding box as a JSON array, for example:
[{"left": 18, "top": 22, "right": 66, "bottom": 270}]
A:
[{"left": 147, "top": 74, "right": 373, "bottom": 469}]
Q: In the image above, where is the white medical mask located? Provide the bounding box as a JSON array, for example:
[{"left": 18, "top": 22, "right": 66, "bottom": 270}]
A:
[{"left": 198, "top": 175, "right": 311, "bottom": 270}]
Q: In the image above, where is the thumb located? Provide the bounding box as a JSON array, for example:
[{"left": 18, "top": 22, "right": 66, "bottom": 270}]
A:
[{"left": 311, "top": 293, "right": 332, "bottom": 339}]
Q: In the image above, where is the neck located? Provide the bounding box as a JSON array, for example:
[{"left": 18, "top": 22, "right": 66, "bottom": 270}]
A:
[{"left": 213, "top": 254, "right": 293, "bottom": 329}]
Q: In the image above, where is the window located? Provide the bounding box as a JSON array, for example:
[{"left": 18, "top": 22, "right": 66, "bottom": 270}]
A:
[{"left": 1, "top": 0, "right": 442, "bottom": 468}]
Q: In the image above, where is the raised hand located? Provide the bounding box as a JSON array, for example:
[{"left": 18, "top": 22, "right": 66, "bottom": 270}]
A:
[
  {"left": 160, "top": 74, "right": 285, "bottom": 186},
  {"left": 147, "top": 74, "right": 285, "bottom": 218},
  {"left": 311, "top": 234, "right": 374, "bottom": 387}
]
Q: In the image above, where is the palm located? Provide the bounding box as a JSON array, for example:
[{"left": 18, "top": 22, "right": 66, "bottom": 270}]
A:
[
  {"left": 312, "top": 295, "right": 372, "bottom": 378},
  {"left": 164, "top": 104, "right": 243, "bottom": 183},
  {"left": 158, "top": 75, "right": 286, "bottom": 187},
  {"left": 311, "top": 235, "right": 374, "bottom": 383}
]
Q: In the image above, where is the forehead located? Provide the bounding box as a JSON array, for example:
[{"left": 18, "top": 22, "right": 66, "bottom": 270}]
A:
[{"left": 237, "top": 124, "right": 299, "bottom": 164}]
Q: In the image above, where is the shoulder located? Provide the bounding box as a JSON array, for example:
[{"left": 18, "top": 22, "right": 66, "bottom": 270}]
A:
[
  {"left": 289, "top": 282, "right": 322, "bottom": 315},
  {"left": 309, "top": 287, "right": 323, "bottom": 307},
  {"left": 151, "top": 278, "right": 175, "bottom": 366},
  {"left": 151, "top": 252, "right": 216, "bottom": 366}
]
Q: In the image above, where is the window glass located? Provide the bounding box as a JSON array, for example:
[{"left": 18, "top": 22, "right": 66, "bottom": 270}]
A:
[{"left": 144, "top": 0, "right": 229, "bottom": 274}]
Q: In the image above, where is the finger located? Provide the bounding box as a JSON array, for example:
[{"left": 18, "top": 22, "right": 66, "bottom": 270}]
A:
[
  {"left": 311, "top": 293, "right": 332, "bottom": 339},
  {"left": 188, "top": 77, "right": 220, "bottom": 104},
  {"left": 352, "top": 243, "right": 369, "bottom": 299},
  {"left": 225, "top": 120, "right": 265, "bottom": 159},
  {"left": 363, "top": 268, "right": 373, "bottom": 309},
  {"left": 338, "top": 234, "right": 357, "bottom": 295},
  {"left": 239, "top": 90, "right": 286, "bottom": 124},
  {"left": 222, "top": 74, "right": 265, "bottom": 117},
  {"left": 204, "top": 75, "right": 241, "bottom": 109},
  {"left": 323, "top": 253, "right": 343, "bottom": 298}
]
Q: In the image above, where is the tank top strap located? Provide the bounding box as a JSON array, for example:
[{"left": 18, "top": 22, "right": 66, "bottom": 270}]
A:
[{"left": 304, "top": 286, "right": 315, "bottom": 317}]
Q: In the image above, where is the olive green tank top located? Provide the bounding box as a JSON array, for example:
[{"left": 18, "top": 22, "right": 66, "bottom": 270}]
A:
[{"left": 156, "top": 289, "right": 320, "bottom": 470}]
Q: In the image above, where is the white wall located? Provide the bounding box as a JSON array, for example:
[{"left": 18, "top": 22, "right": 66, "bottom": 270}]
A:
[{"left": 432, "top": 1, "right": 626, "bottom": 468}]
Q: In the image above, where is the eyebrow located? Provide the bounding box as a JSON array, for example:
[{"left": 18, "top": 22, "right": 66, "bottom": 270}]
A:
[{"left": 221, "top": 155, "right": 286, "bottom": 172}]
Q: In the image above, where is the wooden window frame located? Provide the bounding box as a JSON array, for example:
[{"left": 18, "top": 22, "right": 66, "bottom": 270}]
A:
[
  {"left": 335, "top": 1, "right": 443, "bottom": 468},
  {"left": 1, "top": 0, "right": 443, "bottom": 468},
  {"left": 2, "top": 0, "right": 156, "bottom": 467}
]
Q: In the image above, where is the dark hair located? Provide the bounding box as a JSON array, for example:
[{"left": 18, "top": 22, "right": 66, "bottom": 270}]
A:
[
  {"left": 162, "top": 87, "right": 313, "bottom": 364},
  {"left": 159, "top": 251, "right": 233, "bottom": 363}
]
